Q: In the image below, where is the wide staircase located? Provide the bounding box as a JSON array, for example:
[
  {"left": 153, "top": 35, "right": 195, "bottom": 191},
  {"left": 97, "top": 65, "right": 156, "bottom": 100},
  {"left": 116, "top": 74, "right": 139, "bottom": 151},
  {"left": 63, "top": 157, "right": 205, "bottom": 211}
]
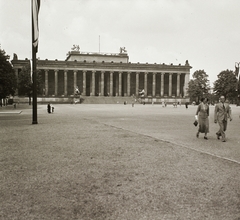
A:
[{"left": 13, "top": 96, "right": 144, "bottom": 104}]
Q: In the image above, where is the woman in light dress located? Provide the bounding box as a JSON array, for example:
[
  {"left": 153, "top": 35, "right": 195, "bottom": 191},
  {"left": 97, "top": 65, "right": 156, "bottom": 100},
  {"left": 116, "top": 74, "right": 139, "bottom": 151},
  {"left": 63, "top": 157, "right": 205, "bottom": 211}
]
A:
[{"left": 195, "top": 97, "right": 209, "bottom": 140}]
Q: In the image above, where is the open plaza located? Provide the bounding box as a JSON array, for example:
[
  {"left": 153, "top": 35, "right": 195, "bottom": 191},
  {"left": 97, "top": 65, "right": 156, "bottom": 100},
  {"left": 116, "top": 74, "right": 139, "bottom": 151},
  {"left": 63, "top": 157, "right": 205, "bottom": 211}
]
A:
[{"left": 1, "top": 103, "right": 240, "bottom": 219}]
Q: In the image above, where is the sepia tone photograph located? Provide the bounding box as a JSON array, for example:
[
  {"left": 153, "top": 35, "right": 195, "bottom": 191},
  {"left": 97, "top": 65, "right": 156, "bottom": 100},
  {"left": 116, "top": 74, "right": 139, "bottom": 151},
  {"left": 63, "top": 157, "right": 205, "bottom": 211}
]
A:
[{"left": 1, "top": 0, "right": 240, "bottom": 219}]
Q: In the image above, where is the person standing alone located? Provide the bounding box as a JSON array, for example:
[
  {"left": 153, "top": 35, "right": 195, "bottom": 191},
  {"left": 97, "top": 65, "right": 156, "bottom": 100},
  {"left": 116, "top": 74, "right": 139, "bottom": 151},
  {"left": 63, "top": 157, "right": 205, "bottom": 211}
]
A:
[{"left": 214, "top": 96, "right": 232, "bottom": 142}]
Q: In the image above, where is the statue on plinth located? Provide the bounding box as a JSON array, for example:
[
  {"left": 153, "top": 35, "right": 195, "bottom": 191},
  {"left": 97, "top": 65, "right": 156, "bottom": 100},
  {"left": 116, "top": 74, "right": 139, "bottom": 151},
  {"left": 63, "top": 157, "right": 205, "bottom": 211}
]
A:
[
  {"left": 71, "top": 45, "right": 80, "bottom": 51},
  {"left": 120, "top": 47, "right": 127, "bottom": 54}
]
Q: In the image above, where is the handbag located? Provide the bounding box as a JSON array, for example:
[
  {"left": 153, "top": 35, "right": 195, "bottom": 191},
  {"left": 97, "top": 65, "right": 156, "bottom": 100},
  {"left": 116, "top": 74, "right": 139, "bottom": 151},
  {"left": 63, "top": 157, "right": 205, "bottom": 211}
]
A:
[{"left": 193, "top": 120, "right": 198, "bottom": 126}]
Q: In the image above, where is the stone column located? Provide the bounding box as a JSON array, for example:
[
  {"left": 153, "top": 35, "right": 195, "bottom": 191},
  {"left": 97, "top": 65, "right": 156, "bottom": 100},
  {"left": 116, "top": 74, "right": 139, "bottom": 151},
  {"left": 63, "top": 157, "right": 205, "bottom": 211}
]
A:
[
  {"left": 73, "top": 70, "right": 77, "bottom": 94},
  {"left": 127, "top": 72, "right": 131, "bottom": 96},
  {"left": 119, "top": 72, "right": 122, "bottom": 96},
  {"left": 144, "top": 72, "right": 148, "bottom": 96},
  {"left": 14, "top": 69, "right": 18, "bottom": 95},
  {"left": 161, "top": 72, "right": 164, "bottom": 97},
  {"left": 135, "top": 72, "right": 139, "bottom": 96},
  {"left": 64, "top": 70, "right": 67, "bottom": 96},
  {"left": 44, "top": 70, "right": 48, "bottom": 96},
  {"left": 184, "top": 73, "right": 190, "bottom": 97},
  {"left": 91, "top": 71, "right": 95, "bottom": 96},
  {"left": 177, "top": 73, "right": 181, "bottom": 97},
  {"left": 101, "top": 71, "right": 104, "bottom": 96},
  {"left": 54, "top": 69, "right": 58, "bottom": 96},
  {"left": 82, "top": 70, "right": 86, "bottom": 96},
  {"left": 152, "top": 72, "right": 156, "bottom": 97},
  {"left": 98, "top": 74, "right": 101, "bottom": 95},
  {"left": 169, "top": 73, "right": 172, "bottom": 97},
  {"left": 110, "top": 71, "right": 113, "bottom": 96}
]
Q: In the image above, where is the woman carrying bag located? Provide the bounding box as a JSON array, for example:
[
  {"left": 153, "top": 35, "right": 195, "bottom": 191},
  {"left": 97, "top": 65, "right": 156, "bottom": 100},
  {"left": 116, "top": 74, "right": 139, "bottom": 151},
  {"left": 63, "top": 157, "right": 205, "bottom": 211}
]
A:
[{"left": 195, "top": 97, "right": 209, "bottom": 140}]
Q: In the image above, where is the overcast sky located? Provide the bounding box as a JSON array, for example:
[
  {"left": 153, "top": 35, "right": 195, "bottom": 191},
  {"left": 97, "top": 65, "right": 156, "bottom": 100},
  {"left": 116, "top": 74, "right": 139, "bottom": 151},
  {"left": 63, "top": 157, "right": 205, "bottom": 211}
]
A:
[{"left": 1, "top": 0, "right": 240, "bottom": 85}]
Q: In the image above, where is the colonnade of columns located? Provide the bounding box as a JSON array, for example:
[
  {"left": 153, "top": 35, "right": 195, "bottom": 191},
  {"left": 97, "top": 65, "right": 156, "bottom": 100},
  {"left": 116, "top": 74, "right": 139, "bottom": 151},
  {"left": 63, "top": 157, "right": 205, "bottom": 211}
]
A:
[{"left": 40, "top": 69, "right": 189, "bottom": 98}]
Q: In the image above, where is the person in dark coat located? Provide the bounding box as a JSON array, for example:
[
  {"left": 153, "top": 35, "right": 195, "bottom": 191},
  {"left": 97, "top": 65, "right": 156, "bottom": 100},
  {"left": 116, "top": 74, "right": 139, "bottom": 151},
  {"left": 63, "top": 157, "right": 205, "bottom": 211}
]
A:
[{"left": 47, "top": 103, "right": 51, "bottom": 113}]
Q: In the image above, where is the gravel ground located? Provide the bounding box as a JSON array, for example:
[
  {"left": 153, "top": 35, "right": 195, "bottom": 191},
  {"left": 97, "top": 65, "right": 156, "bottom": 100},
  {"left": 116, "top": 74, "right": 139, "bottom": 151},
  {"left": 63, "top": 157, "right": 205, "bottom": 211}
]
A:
[{"left": 1, "top": 103, "right": 240, "bottom": 220}]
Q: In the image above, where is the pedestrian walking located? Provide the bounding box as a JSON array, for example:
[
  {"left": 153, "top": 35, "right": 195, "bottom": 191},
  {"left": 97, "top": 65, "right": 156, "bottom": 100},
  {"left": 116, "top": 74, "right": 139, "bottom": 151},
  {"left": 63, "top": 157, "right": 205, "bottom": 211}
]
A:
[
  {"left": 195, "top": 98, "right": 209, "bottom": 140},
  {"left": 214, "top": 96, "right": 232, "bottom": 142}
]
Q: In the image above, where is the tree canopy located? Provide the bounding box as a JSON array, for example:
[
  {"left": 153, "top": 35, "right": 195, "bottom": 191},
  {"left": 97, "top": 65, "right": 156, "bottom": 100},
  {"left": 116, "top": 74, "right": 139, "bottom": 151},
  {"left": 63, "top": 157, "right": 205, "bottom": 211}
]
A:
[
  {"left": 187, "top": 70, "right": 210, "bottom": 103},
  {"left": 213, "top": 69, "right": 238, "bottom": 102},
  {"left": 0, "top": 49, "right": 17, "bottom": 99},
  {"left": 18, "top": 64, "right": 43, "bottom": 104}
]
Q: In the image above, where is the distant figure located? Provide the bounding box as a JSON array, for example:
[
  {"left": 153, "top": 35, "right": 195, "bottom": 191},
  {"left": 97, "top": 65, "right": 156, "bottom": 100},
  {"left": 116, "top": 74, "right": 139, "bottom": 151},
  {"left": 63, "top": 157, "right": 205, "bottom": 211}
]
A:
[
  {"left": 47, "top": 103, "right": 51, "bottom": 113},
  {"left": 52, "top": 105, "right": 54, "bottom": 113},
  {"left": 185, "top": 102, "right": 189, "bottom": 109}
]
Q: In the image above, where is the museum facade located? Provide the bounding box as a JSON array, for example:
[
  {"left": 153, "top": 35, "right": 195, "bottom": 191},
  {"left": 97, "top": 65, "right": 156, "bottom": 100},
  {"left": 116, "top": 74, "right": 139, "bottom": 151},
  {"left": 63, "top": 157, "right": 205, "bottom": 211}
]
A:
[{"left": 11, "top": 49, "right": 191, "bottom": 103}]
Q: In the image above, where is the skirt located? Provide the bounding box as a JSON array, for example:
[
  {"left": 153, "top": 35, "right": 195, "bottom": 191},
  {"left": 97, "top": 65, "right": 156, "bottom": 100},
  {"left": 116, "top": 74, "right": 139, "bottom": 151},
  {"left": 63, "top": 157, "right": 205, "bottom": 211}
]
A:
[{"left": 198, "top": 117, "right": 209, "bottom": 133}]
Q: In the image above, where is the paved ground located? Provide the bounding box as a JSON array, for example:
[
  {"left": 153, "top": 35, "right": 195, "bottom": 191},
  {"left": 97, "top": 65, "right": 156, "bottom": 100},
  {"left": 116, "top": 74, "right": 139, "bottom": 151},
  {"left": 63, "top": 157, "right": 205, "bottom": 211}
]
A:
[{"left": 1, "top": 103, "right": 240, "bottom": 219}]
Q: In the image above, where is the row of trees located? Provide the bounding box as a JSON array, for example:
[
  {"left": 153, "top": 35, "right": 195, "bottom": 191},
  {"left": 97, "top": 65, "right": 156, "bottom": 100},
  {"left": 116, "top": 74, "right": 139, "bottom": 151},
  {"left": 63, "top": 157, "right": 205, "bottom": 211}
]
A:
[
  {"left": 1, "top": 48, "right": 239, "bottom": 104},
  {"left": 0, "top": 49, "right": 43, "bottom": 105},
  {"left": 187, "top": 69, "right": 240, "bottom": 104}
]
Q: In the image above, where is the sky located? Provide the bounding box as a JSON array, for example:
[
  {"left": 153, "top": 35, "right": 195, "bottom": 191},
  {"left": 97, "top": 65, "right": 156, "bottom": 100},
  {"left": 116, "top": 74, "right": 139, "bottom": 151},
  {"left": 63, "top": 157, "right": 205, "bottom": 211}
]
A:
[{"left": 1, "top": 0, "right": 240, "bottom": 86}]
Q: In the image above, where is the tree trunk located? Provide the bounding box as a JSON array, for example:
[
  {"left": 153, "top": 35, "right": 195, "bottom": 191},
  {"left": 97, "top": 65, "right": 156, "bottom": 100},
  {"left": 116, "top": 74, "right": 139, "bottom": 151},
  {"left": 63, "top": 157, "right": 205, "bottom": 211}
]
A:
[{"left": 29, "top": 96, "right": 31, "bottom": 105}]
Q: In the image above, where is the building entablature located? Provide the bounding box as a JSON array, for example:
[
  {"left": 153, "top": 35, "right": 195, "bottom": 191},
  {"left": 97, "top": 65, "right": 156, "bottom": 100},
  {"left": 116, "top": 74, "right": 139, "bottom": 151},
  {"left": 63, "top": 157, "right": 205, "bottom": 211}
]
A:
[{"left": 33, "top": 60, "right": 191, "bottom": 73}]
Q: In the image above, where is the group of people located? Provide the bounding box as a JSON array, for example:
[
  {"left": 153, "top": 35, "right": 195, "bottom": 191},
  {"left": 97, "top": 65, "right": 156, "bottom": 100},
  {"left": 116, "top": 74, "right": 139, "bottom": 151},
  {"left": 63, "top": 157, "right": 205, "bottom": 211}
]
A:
[{"left": 195, "top": 95, "right": 232, "bottom": 142}]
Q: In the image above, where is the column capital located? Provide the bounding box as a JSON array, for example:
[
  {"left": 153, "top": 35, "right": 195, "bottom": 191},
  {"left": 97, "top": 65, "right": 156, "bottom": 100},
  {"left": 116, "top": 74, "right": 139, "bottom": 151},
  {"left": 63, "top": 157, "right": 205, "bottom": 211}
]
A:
[
  {"left": 44, "top": 69, "right": 49, "bottom": 72},
  {"left": 73, "top": 70, "right": 78, "bottom": 73},
  {"left": 54, "top": 69, "right": 59, "bottom": 72},
  {"left": 169, "top": 72, "right": 173, "bottom": 75}
]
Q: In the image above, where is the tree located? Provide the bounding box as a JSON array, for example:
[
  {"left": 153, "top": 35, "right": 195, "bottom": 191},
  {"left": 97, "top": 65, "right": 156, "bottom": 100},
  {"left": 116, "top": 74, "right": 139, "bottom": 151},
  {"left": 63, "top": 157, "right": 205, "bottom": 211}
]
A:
[
  {"left": 18, "top": 64, "right": 43, "bottom": 105},
  {"left": 187, "top": 70, "right": 210, "bottom": 104},
  {"left": 213, "top": 69, "right": 238, "bottom": 103},
  {"left": 0, "top": 49, "right": 17, "bottom": 100}
]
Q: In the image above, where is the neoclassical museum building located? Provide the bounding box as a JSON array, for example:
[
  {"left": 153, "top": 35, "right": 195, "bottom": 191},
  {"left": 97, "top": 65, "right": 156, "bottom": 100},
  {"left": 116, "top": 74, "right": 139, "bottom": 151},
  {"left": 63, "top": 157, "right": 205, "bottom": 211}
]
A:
[{"left": 11, "top": 47, "right": 191, "bottom": 104}]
